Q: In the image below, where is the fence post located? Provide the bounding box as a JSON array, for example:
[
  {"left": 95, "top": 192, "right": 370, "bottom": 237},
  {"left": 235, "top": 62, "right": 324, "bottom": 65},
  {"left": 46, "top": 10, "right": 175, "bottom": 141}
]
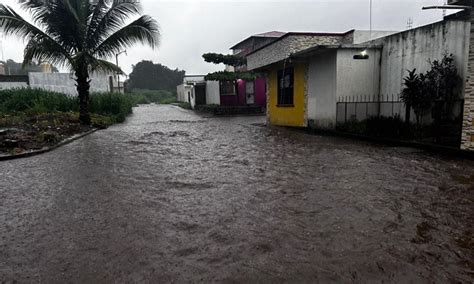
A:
[
  {"left": 345, "top": 101, "right": 347, "bottom": 123},
  {"left": 392, "top": 94, "right": 394, "bottom": 117}
]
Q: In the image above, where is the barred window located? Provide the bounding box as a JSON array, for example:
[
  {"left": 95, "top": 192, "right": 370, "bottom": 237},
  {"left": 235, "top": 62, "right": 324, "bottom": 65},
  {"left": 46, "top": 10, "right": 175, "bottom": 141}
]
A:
[{"left": 277, "top": 67, "right": 294, "bottom": 106}]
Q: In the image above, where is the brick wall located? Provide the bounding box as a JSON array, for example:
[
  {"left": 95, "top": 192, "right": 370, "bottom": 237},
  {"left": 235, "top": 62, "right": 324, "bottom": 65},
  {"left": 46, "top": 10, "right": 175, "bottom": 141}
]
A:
[{"left": 461, "top": 11, "right": 474, "bottom": 150}]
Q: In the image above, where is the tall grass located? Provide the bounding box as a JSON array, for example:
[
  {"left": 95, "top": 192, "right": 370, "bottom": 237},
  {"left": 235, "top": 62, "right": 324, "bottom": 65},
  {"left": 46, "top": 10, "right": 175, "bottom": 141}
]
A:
[
  {"left": 0, "top": 88, "right": 180, "bottom": 124},
  {"left": 128, "top": 89, "right": 177, "bottom": 105},
  {"left": 0, "top": 88, "right": 77, "bottom": 114},
  {"left": 89, "top": 92, "right": 134, "bottom": 123},
  {"left": 0, "top": 88, "right": 137, "bottom": 123}
]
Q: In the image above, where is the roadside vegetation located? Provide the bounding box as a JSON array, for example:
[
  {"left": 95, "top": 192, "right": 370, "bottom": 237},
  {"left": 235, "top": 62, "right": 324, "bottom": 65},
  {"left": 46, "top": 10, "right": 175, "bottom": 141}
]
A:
[{"left": 0, "top": 88, "right": 180, "bottom": 155}]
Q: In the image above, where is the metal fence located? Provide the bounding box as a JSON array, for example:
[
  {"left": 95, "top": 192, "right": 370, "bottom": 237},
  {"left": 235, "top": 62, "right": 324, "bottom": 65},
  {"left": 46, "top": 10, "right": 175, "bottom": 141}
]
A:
[
  {"left": 335, "top": 95, "right": 465, "bottom": 147},
  {"left": 336, "top": 94, "right": 405, "bottom": 124}
]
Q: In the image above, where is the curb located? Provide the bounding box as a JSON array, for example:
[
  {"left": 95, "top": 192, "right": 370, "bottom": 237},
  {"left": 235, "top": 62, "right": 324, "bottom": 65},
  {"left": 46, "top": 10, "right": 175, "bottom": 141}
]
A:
[
  {"left": 300, "top": 127, "right": 474, "bottom": 160},
  {"left": 0, "top": 129, "right": 99, "bottom": 162}
]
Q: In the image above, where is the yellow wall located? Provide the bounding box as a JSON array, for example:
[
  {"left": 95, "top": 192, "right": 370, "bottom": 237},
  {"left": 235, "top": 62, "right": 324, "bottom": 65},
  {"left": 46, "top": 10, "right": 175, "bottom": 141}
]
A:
[{"left": 267, "top": 63, "right": 307, "bottom": 127}]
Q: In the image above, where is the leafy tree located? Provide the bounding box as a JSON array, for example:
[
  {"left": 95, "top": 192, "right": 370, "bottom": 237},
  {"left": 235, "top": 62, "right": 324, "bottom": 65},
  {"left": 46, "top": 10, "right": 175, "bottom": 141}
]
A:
[
  {"left": 127, "top": 60, "right": 185, "bottom": 91},
  {"left": 401, "top": 68, "right": 431, "bottom": 127},
  {"left": 202, "top": 53, "right": 256, "bottom": 81},
  {"left": 401, "top": 54, "right": 463, "bottom": 127},
  {"left": 424, "top": 53, "right": 462, "bottom": 102},
  {"left": 1, "top": 59, "right": 59, "bottom": 75},
  {"left": 0, "top": 0, "right": 159, "bottom": 124}
]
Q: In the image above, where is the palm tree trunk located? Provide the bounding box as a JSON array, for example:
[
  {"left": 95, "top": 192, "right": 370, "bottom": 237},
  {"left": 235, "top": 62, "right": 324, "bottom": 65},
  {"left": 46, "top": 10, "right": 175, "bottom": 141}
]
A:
[{"left": 76, "top": 71, "right": 91, "bottom": 125}]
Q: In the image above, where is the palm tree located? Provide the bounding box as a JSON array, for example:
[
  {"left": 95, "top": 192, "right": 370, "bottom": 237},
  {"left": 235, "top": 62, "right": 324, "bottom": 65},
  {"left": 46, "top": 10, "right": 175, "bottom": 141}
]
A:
[{"left": 0, "top": 0, "right": 159, "bottom": 124}]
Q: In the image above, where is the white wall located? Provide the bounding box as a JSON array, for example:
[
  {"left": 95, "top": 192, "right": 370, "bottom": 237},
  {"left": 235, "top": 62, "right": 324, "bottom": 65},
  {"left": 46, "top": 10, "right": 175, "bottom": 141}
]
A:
[
  {"left": 206, "top": 81, "right": 220, "bottom": 105},
  {"left": 29, "top": 72, "right": 112, "bottom": 96},
  {"left": 353, "top": 30, "right": 398, "bottom": 44},
  {"left": 379, "top": 20, "right": 470, "bottom": 97},
  {"left": 307, "top": 50, "right": 337, "bottom": 129},
  {"left": 0, "top": 82, "right": 28, "bottom": 90},
  {"left": 306, "top": 48, "right": 381, "bottom": 129},
  {"left": 336, "top": 48, "right": 381, "bottom": 101}
]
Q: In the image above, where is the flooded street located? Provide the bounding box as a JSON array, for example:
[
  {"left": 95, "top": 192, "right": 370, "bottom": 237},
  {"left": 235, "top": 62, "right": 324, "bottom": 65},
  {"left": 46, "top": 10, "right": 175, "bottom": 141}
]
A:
[{"left": 0, "top": 104, "right": 473, "bottom": 282}]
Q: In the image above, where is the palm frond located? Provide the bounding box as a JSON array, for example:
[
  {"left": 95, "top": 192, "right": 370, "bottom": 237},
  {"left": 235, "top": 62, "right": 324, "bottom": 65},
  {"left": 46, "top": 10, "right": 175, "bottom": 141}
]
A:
[
  {"left": 0, "top": 3, "right": 72, "bottom": 58},
  {"left": 23, "top": 37, "right": 72, "bottom": 69},
  {"left": 94, "top": 15, "right": 159, "bottom": 58},
  {"left": 90, "top": 58, "right": 123, "bottom": 74},
  {"left": 88, "top": 0, "right": 142, "bottom": 49}
]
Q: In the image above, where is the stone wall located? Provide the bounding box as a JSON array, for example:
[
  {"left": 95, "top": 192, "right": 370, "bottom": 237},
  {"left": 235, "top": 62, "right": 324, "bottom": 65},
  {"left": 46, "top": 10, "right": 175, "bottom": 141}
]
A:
[
  {"left": 247, "top": 34, "right": 349, "bottom": 70},
  {"left": 461, "top": 12, "right": 474, "bottom": 150}
]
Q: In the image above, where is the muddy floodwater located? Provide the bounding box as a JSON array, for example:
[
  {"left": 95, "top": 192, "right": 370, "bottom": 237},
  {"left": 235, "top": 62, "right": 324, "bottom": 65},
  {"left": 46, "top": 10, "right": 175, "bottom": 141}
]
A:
[{"left": 1, "top": 104, "right": 473, "bottom": 282}]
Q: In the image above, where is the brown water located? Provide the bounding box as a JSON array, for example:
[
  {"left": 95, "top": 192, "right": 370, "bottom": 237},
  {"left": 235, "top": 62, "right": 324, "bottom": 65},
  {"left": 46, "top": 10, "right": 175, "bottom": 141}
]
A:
[{"left": 1, "top": 104, "right": 473, "bottom": 283}]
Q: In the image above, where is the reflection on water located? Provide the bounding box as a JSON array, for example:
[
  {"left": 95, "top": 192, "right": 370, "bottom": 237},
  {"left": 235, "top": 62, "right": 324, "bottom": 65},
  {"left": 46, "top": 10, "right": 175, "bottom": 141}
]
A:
[{"left": 0, "top": 104, "right": 473, "bottom": 282}]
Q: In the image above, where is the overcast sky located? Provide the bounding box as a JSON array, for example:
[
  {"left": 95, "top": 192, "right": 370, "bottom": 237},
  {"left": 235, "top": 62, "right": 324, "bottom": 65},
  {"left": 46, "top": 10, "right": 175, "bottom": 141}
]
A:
[{"left": 1, "top": 0, "right": 453, "bottom": 75}]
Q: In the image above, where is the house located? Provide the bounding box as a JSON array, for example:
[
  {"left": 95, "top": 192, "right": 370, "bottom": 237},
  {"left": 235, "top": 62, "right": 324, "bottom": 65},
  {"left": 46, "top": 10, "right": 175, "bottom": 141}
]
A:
[
  {"left": 245, "top": 9, "right": 474, "bottom": 150},
  {"left": 176, "top": 75, "right": 219, "bottom": 109},
  {"left": 246, "top": 29, "right": 396, "bottom": 127},
  {"left": 218, "top": 31, "right": 286, "bottom": 108}
]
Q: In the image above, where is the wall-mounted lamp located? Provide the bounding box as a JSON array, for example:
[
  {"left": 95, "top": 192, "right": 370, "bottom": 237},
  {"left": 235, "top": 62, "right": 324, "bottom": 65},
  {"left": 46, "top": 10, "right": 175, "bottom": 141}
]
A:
[{"left": 354, "top": 50, "right": 370, "bottom": 60}]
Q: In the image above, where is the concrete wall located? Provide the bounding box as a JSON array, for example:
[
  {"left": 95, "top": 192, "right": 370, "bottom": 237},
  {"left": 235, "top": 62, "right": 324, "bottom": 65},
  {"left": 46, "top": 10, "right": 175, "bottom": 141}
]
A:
[
  {"left": 461, "top": 11, "right": 474, "bottom": 150},
  {"left": 176, "top": 84, "right": 192, "bottom": 103},
  {"left": 29, "top": 72, "right": 112, "bottom": 96},
  {"left": 352, "top": 30, "right": 398, "bottom": 44},
  {"left": 306, "top": 48, "right": 381, "bottom": 129},
  {"left": 307, "top": 50, "right": 337, "bottom": 129},
  {"left": 0, "top": 82, "right": 28, "bottom": 89},
  {"left": 379, "top": 20, "right": 470, "bottom": 97},
  {"left": 336, "top": 49, "right": 381, "bottom": 101},
  {"left": 206, "top": 81, "right": 220, "bottom": 105}
]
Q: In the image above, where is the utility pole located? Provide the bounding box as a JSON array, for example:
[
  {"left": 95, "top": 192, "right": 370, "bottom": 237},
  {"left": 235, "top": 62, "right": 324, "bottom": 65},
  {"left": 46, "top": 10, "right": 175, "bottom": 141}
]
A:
[
  {"left": 115, "top": 50, "right": 127, "bottom": 93},
  {"left": 369, "top": 0, "right": 372, "bottom": 40}
]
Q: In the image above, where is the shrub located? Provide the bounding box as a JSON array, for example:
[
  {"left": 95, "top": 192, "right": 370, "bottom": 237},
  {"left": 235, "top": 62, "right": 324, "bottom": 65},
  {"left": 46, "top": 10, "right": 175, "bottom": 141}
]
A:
[
  {"left": 89, "top": 92, "right": 134, "bottom": 123},
  {"left": 0, "top": 88, "right": 77, "bottom": 115},
  {"left": 128, "top": 89, "right": 177, "bottom": 104}
]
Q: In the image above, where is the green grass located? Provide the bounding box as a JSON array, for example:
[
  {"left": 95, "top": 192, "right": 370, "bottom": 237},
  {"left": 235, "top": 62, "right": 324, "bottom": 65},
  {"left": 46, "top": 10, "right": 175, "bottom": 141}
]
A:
[
  {"left": 128, "top": 89, "right": 177, "bottom": 105},
  {"left": 0, "top": 88, "right": 136, "bottom": 125},
  {"left": 0, "top": 88, "right": 77, "bottom": 115},
  {"left": 0, "top": 88, "right": 181, "bottom": 126}
]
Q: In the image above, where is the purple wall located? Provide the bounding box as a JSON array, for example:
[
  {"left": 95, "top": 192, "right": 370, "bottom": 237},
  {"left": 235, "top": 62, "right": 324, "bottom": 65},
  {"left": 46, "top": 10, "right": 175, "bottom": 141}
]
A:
[{"left": 219, "top": 78, "right": 267, "bottom": 107}]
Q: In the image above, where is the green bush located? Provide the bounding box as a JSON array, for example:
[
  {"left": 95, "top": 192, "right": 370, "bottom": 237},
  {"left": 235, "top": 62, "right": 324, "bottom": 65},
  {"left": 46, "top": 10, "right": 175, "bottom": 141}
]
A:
[
  {"left": 0, "top": 88, "right": 77, "bottom": 115},
  {"left": 128, "top": 89, "right": 177, "bottom": 104},
  {"left": 0, "top": 88, "right": 136, "bottom": 123},
  {"left": 89, "top": 92, "right": 134, "bottom": 123}
]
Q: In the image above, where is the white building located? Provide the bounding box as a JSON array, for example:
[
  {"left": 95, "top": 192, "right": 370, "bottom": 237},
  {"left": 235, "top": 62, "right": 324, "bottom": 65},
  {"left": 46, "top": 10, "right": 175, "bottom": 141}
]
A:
[{"left": 176, "top": 75, "right": 220, "bottom": 109}]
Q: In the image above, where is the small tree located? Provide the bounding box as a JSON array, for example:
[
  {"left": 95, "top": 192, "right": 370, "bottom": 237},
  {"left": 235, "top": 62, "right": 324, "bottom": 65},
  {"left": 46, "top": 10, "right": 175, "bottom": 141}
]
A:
[
  {"left": 401, "top": 68, "right": 431, "bottom": 127},
  {"left": 202, "top": 53, "right": 257, "bottom": 84},
  {"left": 424, "top": 53, "right": 462, "bottom": 102}
]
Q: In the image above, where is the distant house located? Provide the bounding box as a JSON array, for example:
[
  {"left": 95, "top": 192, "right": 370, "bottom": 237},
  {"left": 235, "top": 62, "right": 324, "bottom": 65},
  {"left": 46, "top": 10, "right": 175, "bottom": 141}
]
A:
[
  {"left": 176, "top": 75, "right": 219, "bottom": 109},
  {"left": 227, "top": 31, "right": 286, "bottom": 108}
]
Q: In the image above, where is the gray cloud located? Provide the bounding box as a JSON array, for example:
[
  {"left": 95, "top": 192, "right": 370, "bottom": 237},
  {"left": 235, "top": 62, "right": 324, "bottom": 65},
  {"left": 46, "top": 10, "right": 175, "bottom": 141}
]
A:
[{"left": 1, "top": 0, "right": 448, "bottom": 75}]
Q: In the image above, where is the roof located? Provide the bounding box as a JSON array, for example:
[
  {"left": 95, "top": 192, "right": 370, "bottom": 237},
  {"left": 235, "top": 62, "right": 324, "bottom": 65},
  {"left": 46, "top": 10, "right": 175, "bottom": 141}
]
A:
[
  {"left": 230, "top": 31, "right": 285, "bottom": 50},
  {"left": 253, "top": 31, "right": 287, "bottom": 38},
  {"left": 246, "top": 30, "right": 355, "bottom": 56}
]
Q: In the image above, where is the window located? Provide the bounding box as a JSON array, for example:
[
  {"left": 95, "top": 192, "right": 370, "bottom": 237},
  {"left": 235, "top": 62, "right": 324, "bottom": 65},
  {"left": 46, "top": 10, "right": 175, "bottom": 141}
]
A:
[
  {"left": 245, "top": 81, "right": 254, "bottom": 95},
  {"left": 220, "top": 81, "right": 236, "bottom": 96},
  {"left": 277, "top": 67, "right": 294, "bottom": 106},
  {"left": 278, "top": 68, "right": 294, "bottom": 106}
]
